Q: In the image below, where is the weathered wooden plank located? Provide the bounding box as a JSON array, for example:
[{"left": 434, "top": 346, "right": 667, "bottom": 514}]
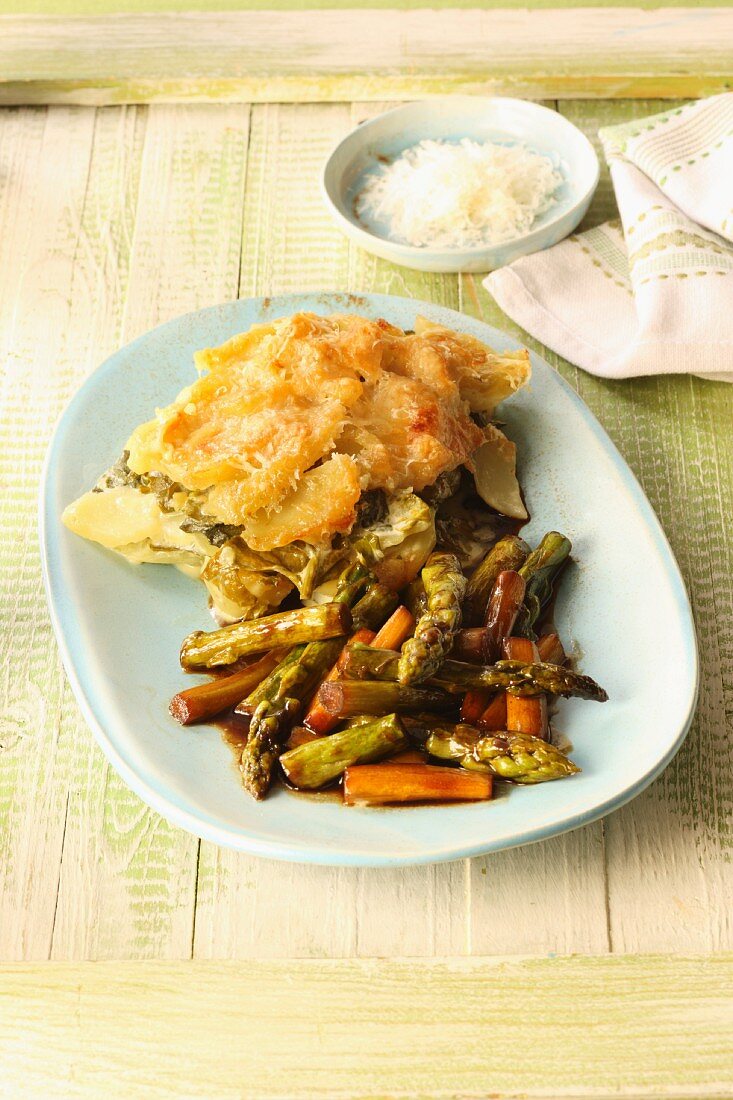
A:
[
  {"left": 5, "top": 0, "right": 733, "bottom": 13},
  {"left": 555, "top": 101, "right": 733, "bottom": 954},
  {"left": 375, "top": 94, "right": 606, "bottom": 956},
  {"left": 2, "top": 955, "right": 731, "bottom": 1098},
  {"left": 193, "top": 103, "right": 358, "bottom": 960},
  {"left": 47, "top": 104, "right": 252, "bottom": 960},
  {"left": 194, "top": 104, "right": 470, "bottom": 960},
  {"left": 346, "top": 101, "right": 605, "bottom": 956},
  {"left": 0, "top": 9, "right": 731, "bottom": 105},
  {"left": 0, "top": 106, "right": 100, "bottom": 960},
  {"left": 471, "top": 98, "right": 733, "bottom": 954}
]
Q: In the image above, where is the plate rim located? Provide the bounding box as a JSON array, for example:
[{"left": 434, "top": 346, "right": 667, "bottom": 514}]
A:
[{"left": 39, "top": 292, "right": 699, "bottom": 867}]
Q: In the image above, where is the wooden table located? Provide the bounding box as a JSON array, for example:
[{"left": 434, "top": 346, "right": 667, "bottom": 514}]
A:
[{"left": 1, "top": 6, "right": 732, "bottom": 1097}]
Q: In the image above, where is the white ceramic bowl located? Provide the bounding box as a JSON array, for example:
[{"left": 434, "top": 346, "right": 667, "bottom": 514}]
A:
[{"left": 322, "top": 97, "right": 600, "bottom": 274}]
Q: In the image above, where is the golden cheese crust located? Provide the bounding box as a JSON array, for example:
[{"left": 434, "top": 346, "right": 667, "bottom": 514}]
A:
[{"left": 125, "top": 312, "right": 529, "bottom": 549}]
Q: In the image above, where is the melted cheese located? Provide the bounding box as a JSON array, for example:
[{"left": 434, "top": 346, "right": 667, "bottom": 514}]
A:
[
  {"left": 69, "top": 312, "right": 531, "bottom": 559},
  {"left": 120, "top": 312, "right": 529, "bottom": 543}
]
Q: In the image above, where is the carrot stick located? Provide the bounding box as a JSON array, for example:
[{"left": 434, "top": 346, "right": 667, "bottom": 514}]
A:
[
  {"left": 453, "top": 628, "right": 487, "bottom": 663},
  {"left": 537, "top": 632, "right": 566, "bottom": 665},
  {"left": 460, "top": 689, "right": 492, "bottom": 723},
  {"left": 303, "top": 628, "right": 376, "bottom": 734},
  {"left": 483, "top": 570, "right": 526, "bottom": 662},
  {"left": 343, "top": 763, "right": 493, "bottom": 805},
  {"left": 461, "top": 571, "right": 525, "bottom": 722},
  {"left": 503, "top": 637, "right": 548, "bottom": 739},
  {"left": 389, "top": 749, "right": 427, "bottom": 764},
  {"left": 169, "top": 649, "right": 284, "bottom": 725},
  {"left": 285, "top": 726, "right": 321, "bottom": 751},
  {"left": 477, "top": 692, "right": 507, "bottom": 731},
  {"left": 371, "top": 605, "right": 415, "bottom": 651}
]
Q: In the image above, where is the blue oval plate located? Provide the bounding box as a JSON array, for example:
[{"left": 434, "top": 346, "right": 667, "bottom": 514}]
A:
[{"left": 40, "top": 293, "right": 698, "bottom": 866}]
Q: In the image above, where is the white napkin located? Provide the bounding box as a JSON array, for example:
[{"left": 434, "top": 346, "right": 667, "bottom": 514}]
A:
[{"left": 484, "top": 95, "right": 733, "bottom": 383}]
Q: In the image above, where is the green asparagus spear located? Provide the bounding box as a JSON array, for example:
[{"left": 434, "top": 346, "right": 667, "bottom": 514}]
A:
[
  {"left": 341, "top": 647, "right": 608, "bottom": 702},
  {"left": 401, "top": 713, "right": 465, "bottom": 744},
  {"left": 236, "top": 566, "right": 376, "bottom": 721},
  {"left": 235, "top": 646, "right": 304, "bottom": 715},
  {"left": 238, "top": 556, "right": 379, "bottom": 798},
  {"left": 398, "top": 552, "right": 466, "bottom": 685},
  {"left": 279, "top": 714, "right": 407, "bottom": 789},
  {"left": 180, "top": 603, "right": 352, "bottom": 670},
  {"left": 403, "top": 577, "right": 427, "bottom": 619},
  {"left": 351, "top": 583, "right": 399, "bottom": 632},
  {"left": 463, "top": 535, "right": 530, "bottom": 626},
  {"left": 514, "top": 531, "right": 572, "bottom": 639},
  {"left": 425, "top": 725, "right": 580, "bottom": 783},
  {"left": 420, "top": 721, "right": 480, "bottom": 758},
  {"left": 241, "top": 635, "right": 345, "bottom": 798},
  {"left": 317, "top": 679, "right": 457, "bottom": 719}
]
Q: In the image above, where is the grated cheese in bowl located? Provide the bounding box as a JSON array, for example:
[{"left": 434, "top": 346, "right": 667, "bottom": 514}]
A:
[{"left": 357, "top": 138, "right": 563, "bottom": 250}]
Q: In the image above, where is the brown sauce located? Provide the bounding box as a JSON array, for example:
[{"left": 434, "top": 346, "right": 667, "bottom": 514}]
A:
[
  {"left": 283, "top": 781, "right": 343, "bottom": 803},
  {"left": 214, "top": 708, "right": 250, "bottom": 761}
]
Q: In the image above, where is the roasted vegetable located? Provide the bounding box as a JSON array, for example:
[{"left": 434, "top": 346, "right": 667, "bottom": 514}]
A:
[
  {"left": 426, "top": 726, "right": 580, "bottom": 784},
  {"left": 452, "top": 628, "right": 486, "bottom": 664},
  {"left": 514, "top": 531, "right": 572, "bottom": 638},
  {"left": 179, "top": 603, "right": 352, "bottom": 671},
  {"left": 169, "top": 649, "right": 285, "bottom": 725},
  {"left": 240, "top": 637, "right": 345, "bottom": 798},
  {"left": 477, "top": 692, "right": 508, "bottom": 730},
  {"left": 279, "top": 714, "right": 407, "bottom": 789},
  {"left": 317, "top": 679, "right": 456, "bottom": 719},
  {"left": 302, "top": 627, "right": 376, "bottom": 735},
  {"left": 398, "top": 552, "right": 466, "bottom": 685},
  {"left": 341, "top": 647, "right": 608, "bottom": 702},
  {"left": 461, "top": 567, "right": 527, "bottom": 719},
  {"left": 343, "top": 762, "right": 492, "bottom": 805},
  {"left": 463, "top": 535, "right": 529, "bottom": 626},
  {"left": 503, "top": 636, "right": 548, "bottom": 739},
  {"left": 238, "top": 557, "right": 376, "bottom": 798},
  {"left": 371, "top": 606, "right": 416, "bottom": 651},
  {"left": 403, "top": 577, "right": 427, "bottom": 619},
  {"left": 537, "top": 632, "right": 567, "bottom": 665},
  {"left": 236, "top": 646, "right": 304, "bottom": 716},
  {"left": 351, "top": 583, "right": 399, "bottom": 632},
  {"left": 483, "top": 570, "right": 527, "bottom": 662}
]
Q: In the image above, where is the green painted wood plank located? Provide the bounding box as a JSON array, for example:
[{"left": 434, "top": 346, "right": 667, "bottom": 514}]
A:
[
  {"left": 466, "top": 97, "right": 733, "bottom": 953},
  {"left": 1, "top": 9, "right": 731, "bottom": 106},
  {"left": 0, "top": 106, "right": 101, "bottom": 959},
  {"left": 556, "top": 100, "right": 733, "bottom": 953}
]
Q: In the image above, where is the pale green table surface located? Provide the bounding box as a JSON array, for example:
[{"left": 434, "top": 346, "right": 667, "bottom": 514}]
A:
[{"left": 0, "top": 8, "right": 732, "bottom": 1095}]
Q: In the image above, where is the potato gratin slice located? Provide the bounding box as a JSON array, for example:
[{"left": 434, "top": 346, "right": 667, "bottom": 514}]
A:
[{"left": 64, "top": 312, "right": 530, "bottom": 620}]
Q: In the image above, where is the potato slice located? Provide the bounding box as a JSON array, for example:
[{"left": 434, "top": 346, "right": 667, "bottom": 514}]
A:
[
  {"left": 472, "top": 425, "right": 528, "bottom": 520},
  {"left": 242, "top": 454, "right": 362, "bottom": 551}
]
